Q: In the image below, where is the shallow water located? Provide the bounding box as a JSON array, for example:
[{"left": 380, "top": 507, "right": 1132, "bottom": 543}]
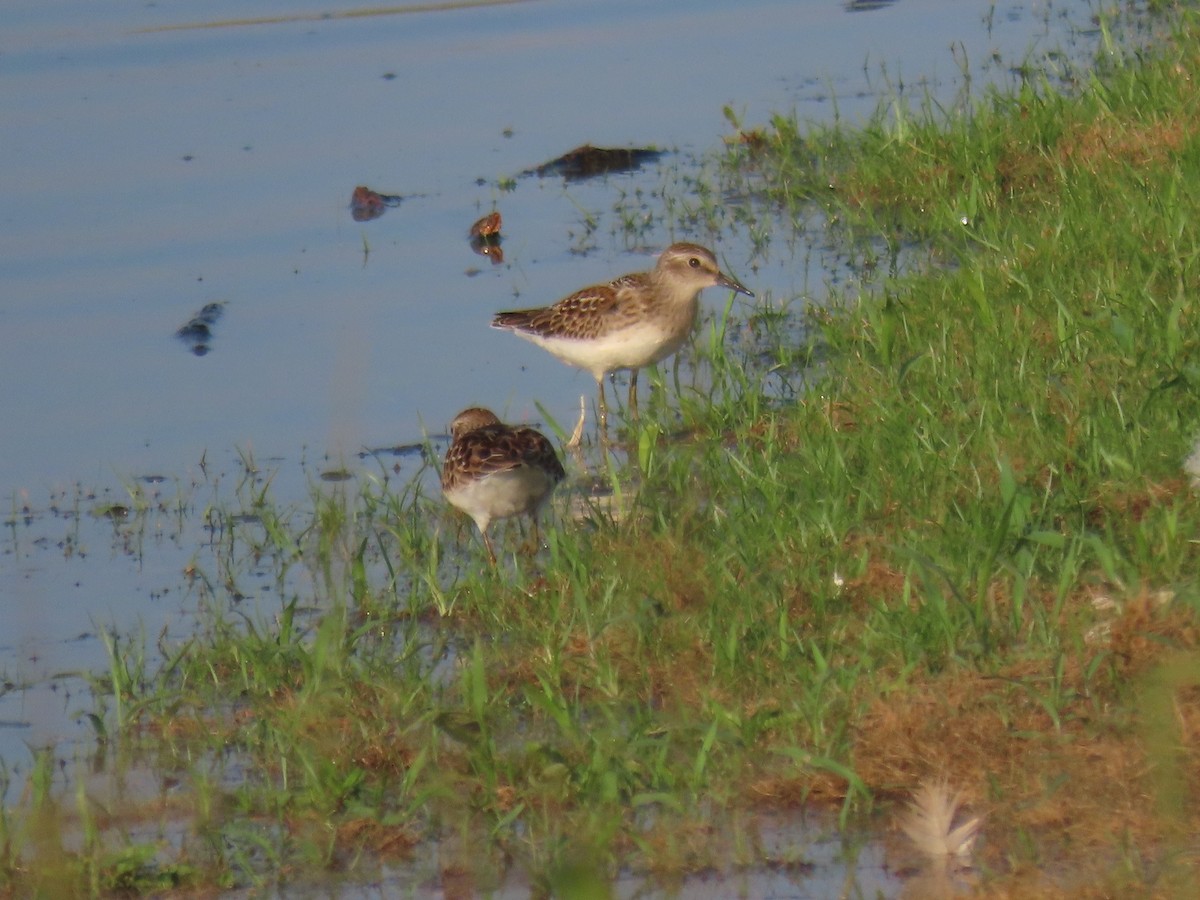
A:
[
  {"left": 2, "top": 0, "right": 1098, "bottom": 489},
  {"left": 1, "top": 0, "right": 1113, "bottom": 889}
]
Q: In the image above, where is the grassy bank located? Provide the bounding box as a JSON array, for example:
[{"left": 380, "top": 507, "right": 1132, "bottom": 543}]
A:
[{"left": 6, "top": 8, "right": 1200, "bottom": 898}]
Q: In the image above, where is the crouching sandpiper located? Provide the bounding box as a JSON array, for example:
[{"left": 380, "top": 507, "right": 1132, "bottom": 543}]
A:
[{"left": 441, "top": 407, "right": 566, "bottom": 564}]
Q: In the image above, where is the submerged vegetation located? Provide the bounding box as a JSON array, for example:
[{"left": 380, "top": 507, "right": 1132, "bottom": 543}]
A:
[{"left": 7, "top": 7, "right": 1200, "bottom": 897}]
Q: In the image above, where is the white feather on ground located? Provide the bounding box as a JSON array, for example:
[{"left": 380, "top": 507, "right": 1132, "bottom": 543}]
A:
[
  {"left": 1186, "top": 435, "right": 1200, "bottom": 489},
  {"left": 899, "top": 780, "right": 982, "bottom": 863}
]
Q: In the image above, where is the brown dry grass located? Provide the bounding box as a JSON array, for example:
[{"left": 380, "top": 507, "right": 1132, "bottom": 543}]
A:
[{"left": 751, "top": 586, "right": 1200, "bottom": 894}]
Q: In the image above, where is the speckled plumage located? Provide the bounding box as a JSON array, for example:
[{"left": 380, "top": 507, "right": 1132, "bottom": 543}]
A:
[
  {"left": 492, "top": 243, "right": 752, "bottom": 430},
  {"left": 494, "top": 273, "right": 659, "bottom": 343},
  {"left": 441, "top": 407, "right": 565, "bottom": 563}
]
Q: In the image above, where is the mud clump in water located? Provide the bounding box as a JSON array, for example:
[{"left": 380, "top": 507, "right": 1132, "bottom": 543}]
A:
[
  {"left": 350, "top": 185, "right": 404, "bottom": 222},
  {"left": 528, "top": 144, "right": 665, "bottom": 180},
  {"left": 469, "top": 210, "right": 503, "bottom": 264}
]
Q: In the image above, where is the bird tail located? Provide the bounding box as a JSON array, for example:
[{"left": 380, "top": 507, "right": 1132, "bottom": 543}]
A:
[{"left": 492, "top": 310, "right": 535, "bottom": 330}]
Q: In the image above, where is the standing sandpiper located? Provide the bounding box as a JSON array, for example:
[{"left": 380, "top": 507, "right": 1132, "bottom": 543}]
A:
[
  {"left": 492, "top": 242, "right": 753, "bottom": 432},
  {"left": 441, "top": 407, "right": 566, "bottom": 564}
]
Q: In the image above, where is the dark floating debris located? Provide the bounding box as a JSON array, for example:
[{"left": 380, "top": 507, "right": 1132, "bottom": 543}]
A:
[
  {"left": 350, "top": 185, "right": 403, "bottom": 222},
  {"left": 469, "top": 210, "right": 504, "bottom": 265},
  {"left": 319, "top": 469, "right": 355, "bottom": 483},
  {"left": 358, "top": 442, "right": 431, "bottom": 462},
  {"left": 175, "top": 301, "right": 225, "bottom": 356},
  {"left": 528, "top": 144, "right": 666, "bottom": 181},
  {"left": 845, "top": 0, "right": 899, "bottom": 10}
]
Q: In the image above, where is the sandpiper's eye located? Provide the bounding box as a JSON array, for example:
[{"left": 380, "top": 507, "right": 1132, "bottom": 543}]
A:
[{"left": 688, "top": 257, "right": 701, "bottom": 268}]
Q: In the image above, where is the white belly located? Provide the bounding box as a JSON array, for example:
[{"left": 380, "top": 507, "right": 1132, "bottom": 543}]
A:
[
  {"left": 520, "top": 320, "right": 694, "bottom": 380},
  {"left": 444, "top": 466, "right": 556, "bottom": 532}
]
